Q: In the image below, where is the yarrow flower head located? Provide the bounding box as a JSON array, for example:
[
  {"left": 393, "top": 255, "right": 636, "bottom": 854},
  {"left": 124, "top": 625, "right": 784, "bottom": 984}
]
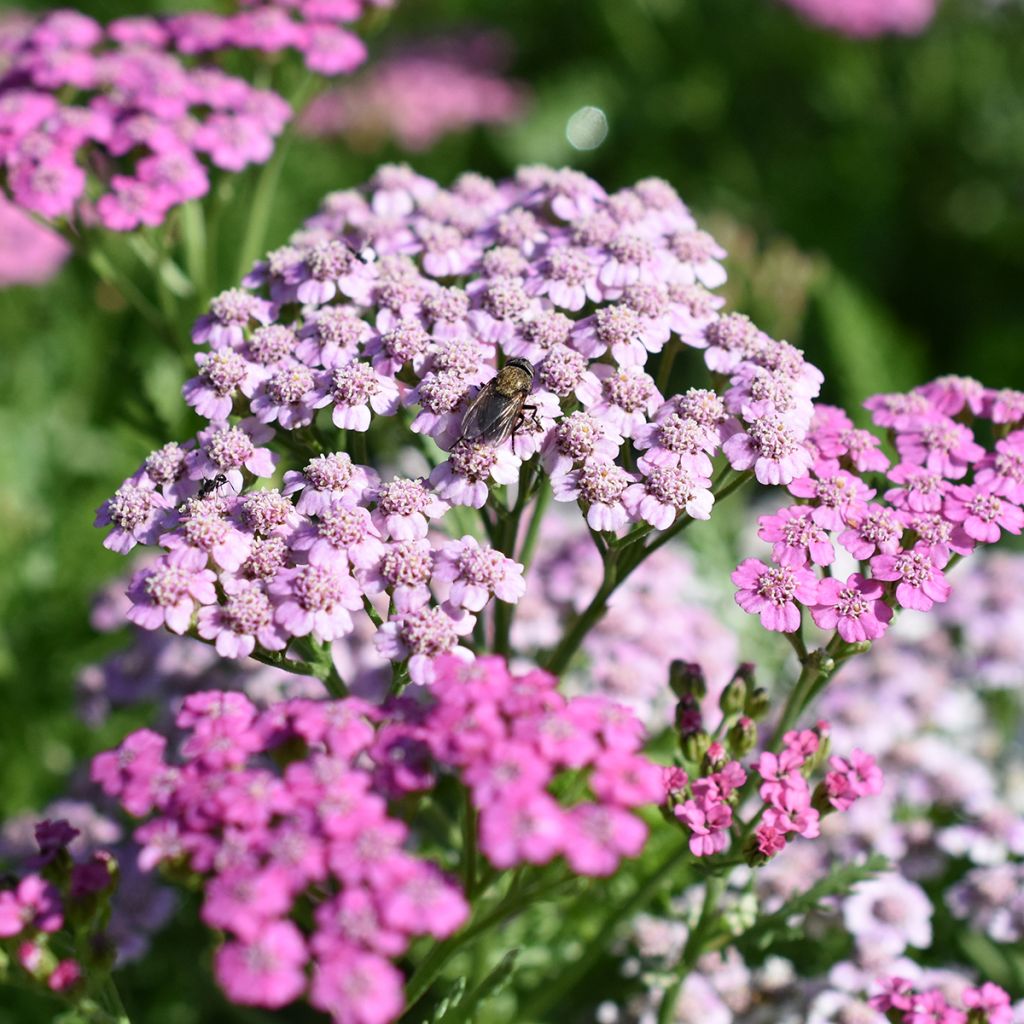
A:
[{"left": 0, "top": 4, "right": 384, "bottom": 230}]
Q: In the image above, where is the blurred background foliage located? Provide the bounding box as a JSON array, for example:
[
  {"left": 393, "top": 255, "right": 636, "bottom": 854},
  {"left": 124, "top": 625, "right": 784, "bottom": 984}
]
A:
[{"left": 1, "top": 0, "right": 1023, "bottom": 1016}]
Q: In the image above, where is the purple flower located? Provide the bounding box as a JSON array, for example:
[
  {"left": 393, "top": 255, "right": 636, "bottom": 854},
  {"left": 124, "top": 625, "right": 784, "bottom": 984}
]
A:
[
  {"left": 622, "top": 465, "right": 714, "bottom": 529},
  {"left": 943, "top": 484, "right": 1024, "bottom": 544},
  {"left": 95, "top": 479, "right": 171, "bottom": 554},
  {"left": 575, "top": 363, "right": 662, "bottom": 438},
  {"left": 197, "top": 581, "right": 287, "bottom": 658},
  {"left": 843, "top": 874, "right": 933, "bottom": 957},
  {"left": 552, "top": 459, "right": 635, "bottom": 533},
  {"left": 283, "top": 453, "right": 378, "bottom": 516},
  {"left": 309, "top": 948, "right": 405, "bottom": 1024},
  {"left": 370, "top": 477, "right": 448, "bottom": 540},
  {"left": 323, "top": 361, "right": 401, "bottom": 431}
]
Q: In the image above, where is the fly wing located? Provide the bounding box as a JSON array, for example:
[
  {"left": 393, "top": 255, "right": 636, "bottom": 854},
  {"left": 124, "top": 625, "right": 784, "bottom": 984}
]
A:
[{"left": 458, "top": 385, "right": 522, "bottom": 447}]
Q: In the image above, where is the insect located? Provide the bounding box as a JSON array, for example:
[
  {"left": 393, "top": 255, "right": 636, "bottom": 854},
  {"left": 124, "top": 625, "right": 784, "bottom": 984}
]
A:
[
  {"left": 196, "top": 473, "right": 230, "bottom": 499},
  {"left": 457, "top": 358, "right": 539, "bottom": 448}
]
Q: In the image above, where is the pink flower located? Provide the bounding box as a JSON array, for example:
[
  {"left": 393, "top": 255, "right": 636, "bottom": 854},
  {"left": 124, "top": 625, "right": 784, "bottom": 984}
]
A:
[
  {"left": 787, "top": 459, "right": 875, "bottom": 531},
  {"left": 731, "top": 558, "right": 819, "bottom": 633},
  {"left": 622, "top": 465, "right": 714, "bottom": 529},
  {"left": 197, "top": 580, "right": 287, "bottom": 658},
  {"left": 433, "top": 536, "right": 526, "bottom": 611},
  {"left": 552, "top": 459, "right": 635, "bottom": 533},
  {"left": 838, "top": 504, "right": 904, "bottom": 560},
  {"left": 374, "top": 606, "right": 475, "bottom": 685},
  {"left": 479, "top": 793, "right": 566, "bottom": 868},
  {"left": 310, "top": 947, "right": 405, "bottom": 1024},
  {"left": 870, "top": 547, "right": 951, "bottom": 612},
  {"left": 575, "top": 363, "right": 662, "bottom": 438},
  {"left": 825, "top": 749, "right": 883, "bottom": 811},
  {"left": 722, "top": 416, "right": 813, "bottom": 486},
  {"left": 943, "top": 484, "right": 1024, "bottom": 544},
  {"left": 811, "top": 573, "right": 892, "bottom": 643},
  {"left": 269, "top": 565, "right": 362, "bottom": 642},
  {"left": 895, "top": 414, "right": 984, "bottom": 480},
  {"left": 962, "top": 983, "right": 1013, "bottom": 1024},
  {"left": 370, "top": 477, "right": 448, "bottom": 540},
  {"left": 674, "top": 796, "right": 732, "bottom": 857},
  {"left": 429, "top": 441, "right": 521, "bottom": 509},
  {"left": 758, "top": 505, "right": 835, "bottom": 567},
  {"left": 563, "top": 804, "right": 648, "bottom": 876},
  {"left": 214, "top": 921, "right": 308, "bottom": 1009}
]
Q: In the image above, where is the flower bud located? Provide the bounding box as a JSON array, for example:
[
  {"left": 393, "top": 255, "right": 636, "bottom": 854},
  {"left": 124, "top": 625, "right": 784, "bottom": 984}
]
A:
[
  {"left": 670, "top": 660, "right": 706, "bottom": 700},
  {"left": 719, "top": 672, "right": 749, "bottom": 717},
  {"left": 674, "top": 694, "right": 703, "bottom": 737},
  {"left": 727, "top": 715, "right": 757, "bottom": 757},
  {"left": 682, "top": 729, "right": 711, "bottom": 764},
  {"left": 744, "top": 686, "right": 771, "bottom": 720},
  {"left": 703, "top": 741, "right": 727, "bottom": 773}
]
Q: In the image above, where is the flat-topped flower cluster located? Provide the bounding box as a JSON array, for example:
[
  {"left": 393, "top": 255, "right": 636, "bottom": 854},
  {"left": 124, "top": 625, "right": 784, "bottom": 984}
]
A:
[
  {"left": 95, "top": 163, "right": 831, "bottom": 686},
  {"left": 91, "top": 656, "right": 661, "bottom": 1018},
  {"left": 733, "top": 379, "right": 1024, "bottom": 640},
  {"left": 0, "top": 3, "right": 386, "bottom": 229}
]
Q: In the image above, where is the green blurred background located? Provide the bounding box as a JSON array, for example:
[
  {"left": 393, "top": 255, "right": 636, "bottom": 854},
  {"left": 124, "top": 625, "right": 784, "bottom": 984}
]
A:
[{"left": 1, "top": 0, "right": 1023, "bottom": 1018}]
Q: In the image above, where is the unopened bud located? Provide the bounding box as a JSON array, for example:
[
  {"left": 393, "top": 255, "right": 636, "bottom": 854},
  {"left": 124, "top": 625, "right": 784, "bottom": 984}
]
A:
[
  {"left": 719, "top": 674, "right": 748, "bottom": 717},
  {"left": 670, "top": 660, "right": 706, "bottom": 700},
  {"left": 682, "top": 729, "right": 711, "bottom": 764},
  {"left": 744, "top": 687, "right": 771, "bottom": 720},
  {"left": 703, "top": 741, "right": 727, "bottom": 773},
  {"left": 674, "top": 695, "right": 703, "bottom": 736},
  {"left": 728, "top": 715, "right": 757, "bottom": 757}
]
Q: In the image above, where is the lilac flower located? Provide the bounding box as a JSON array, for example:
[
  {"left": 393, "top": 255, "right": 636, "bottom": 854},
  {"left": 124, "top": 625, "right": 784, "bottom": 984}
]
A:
[
  {"left": 95, "top": 479, "right": 172, "bottom": 554},
  {"left": 197, "top": 581, "right": 287, "bottom": 658},
  {"left": 250, "top": 362, "right": 324, "bottom": 429},
  {"left": 359, "top": 540, "right": 434, "bottom": 612},
  {"left": 429, "top": 441, "right": 521, "bottom": 508},
  {"left": 323, "top": 361, "right": 401, "bottom": 431},
  {"left": 374, "top": 606, "right": 474, "bottom": 684},
  {"left": 843, "top": 874, "right": 933, "bottom": 957},
  {"left": 576, "top": 364, "right": 662, "bottom": 438},
  {"left": 190, "top": 419, "right": 278, "bottom": 491},
  {"left": 125, "top": 553, "right": 218, "bottom": 634},
  {"left": 290, "top": 503, "right": 385, "bottom": 571},
  {"left": 722, "top": 416, "right": 813, "bottom": 485},
  {"left": 540, "top": 411, "right": 621, "bottom": 479},
  {"left": 552, "top": 459, "right": 635, "bottom": 533},
  {"left": 622, "top": 465, "right": 714, "bottom": 529},
  {"left": 370, "top": 477, "right": 448, "bottom": 540},
  {"left": 270, "top": 565, "right": 362, "bottom": 642},
  {"left": 895, "top": 415, "right": 984, "bottom": 480},
  {"left": 184, "top": 350, "right": 258, "bottom": 421},
  {"left": 283, "top": 453, "right": 378, "bottom": 516},
  {"left": 433, "top": 536, "right": 526, "bottom": 611}
]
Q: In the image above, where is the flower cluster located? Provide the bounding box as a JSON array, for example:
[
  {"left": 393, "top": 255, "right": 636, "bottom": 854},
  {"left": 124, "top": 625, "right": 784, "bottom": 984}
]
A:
[
  {"left": 95, "top": 164, "right": 829, "bottom": 685},
  {"left": 871, "top": 977, "right": 1015, "bottom": 1024},
  {"left": 0, "top": 4, "right": 384, "bottom": 229},
  {"left": 776, "top": 0, "right": 937, "bottom": 37},
  {"left": 399, "top": 655, "right": 662, "bottom": 875},
  {"left": 0, "top": 818, "right": 119, "bottom": 1001},
  {"left": 300, "top": 32, "right": 529, "bottom": 152},
  {"left": 92, "top": 689, "right": 469, "bottom": 1021},
  {"left": 733, "top": 381, "right": 1024, "bottom": 639}
]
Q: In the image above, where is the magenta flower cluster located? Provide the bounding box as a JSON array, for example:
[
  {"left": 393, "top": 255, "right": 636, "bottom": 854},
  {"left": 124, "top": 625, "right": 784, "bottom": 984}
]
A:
[
  {"left": 91, "top": 655, "right": 659, "bottom": 1019},
  {"left": 92, "top": 689, "right": 468, "bottom": 1021},
  {"left": 665, "top": 722, "right": 881, "bottom": 861},
  {"left": 733, "top": 380, "right": 1024, "bottom": 640},
  {"left": 0, "top": 819, "right": 117, "bottom": 999},
  {"left": 0, "top": 4, "right": 384, "bottom": 230},
  {"left": 871, "top": 977, "right": 1014, "bottom": 1024},
  {"left": 300, "top": 32, "right": 529, "bottom": 152},
  {"left": 400, "top": 655, "right": 661, "bottom": 875}
]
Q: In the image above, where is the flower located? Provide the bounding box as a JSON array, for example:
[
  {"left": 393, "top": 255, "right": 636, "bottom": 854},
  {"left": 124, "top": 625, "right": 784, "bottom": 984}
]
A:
[
  {"left": 811, "top": 573, "right": 893, "bottom": 643},
  {"left": 731, "top": 558, "right": 819, "bottom": 633},
  {"left": 870, "top": 548, "right": 951, "bottom": 612},
  {"left": 777, "top": 0, "right": 937, "bottom": 38}
]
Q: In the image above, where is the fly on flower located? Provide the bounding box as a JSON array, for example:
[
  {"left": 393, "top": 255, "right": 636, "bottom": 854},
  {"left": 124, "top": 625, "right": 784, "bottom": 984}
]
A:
[{"left": 457, "top": 357, "right": 538, "bottom": 447}]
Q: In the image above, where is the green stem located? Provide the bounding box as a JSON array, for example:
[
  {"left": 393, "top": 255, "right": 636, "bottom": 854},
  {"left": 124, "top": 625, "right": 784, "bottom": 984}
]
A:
[
  {"left": 656, "top": 338, "right": 681, "bottom": 394},
  {"left": 657, "top": 874, "right": 726, "bottom": 1024},
  {"left": 95, "top": 976, "right": 131, "bottom": 1024},
  {"left": 461, "top": 788, "right": 478, "bottom": 898},
  {"left": 180, "top": 199, "right": 209, "bottom": 302},
  {"left": 235, "top": 74, "right": 320, "bottom": 280},
  {"left": 517, "top": 477, "right": 550, "bottom": 573},
  {"left": 401, "top": 871, "right": 575, "bottom": 1016},
  {"left": 520, "top": 837, "right": 691, "bottom": 1020}
]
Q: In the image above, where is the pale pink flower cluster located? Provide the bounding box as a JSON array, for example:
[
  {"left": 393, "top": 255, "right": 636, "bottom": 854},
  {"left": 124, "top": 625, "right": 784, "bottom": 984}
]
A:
[
  {"left": 776, "top": 0, "right": 937, "bottom": 37},
  {"left": 300, "top": 32, "right": 528, "bottom": 151}
]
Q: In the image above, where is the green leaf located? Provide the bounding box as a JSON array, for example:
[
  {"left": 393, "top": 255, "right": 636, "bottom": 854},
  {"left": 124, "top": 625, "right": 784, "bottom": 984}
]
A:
[
  {"left": 735, "top": 853, "right": 888, "bottom": 954},
  {"left": 432, "top": 949, "right": 520, "bottom": 1024}
]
